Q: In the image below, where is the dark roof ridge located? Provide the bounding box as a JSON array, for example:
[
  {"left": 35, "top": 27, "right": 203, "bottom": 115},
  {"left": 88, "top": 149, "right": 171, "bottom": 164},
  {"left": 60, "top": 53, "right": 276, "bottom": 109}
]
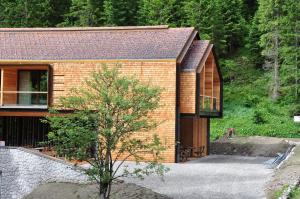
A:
[{"left": 0, "top": 25, "right": 172, "bottom": 32}]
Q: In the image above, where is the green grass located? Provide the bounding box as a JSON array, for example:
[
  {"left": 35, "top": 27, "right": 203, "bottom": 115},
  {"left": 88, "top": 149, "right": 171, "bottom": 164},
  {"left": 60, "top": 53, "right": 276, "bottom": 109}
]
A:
[
  {"left": 211, "top": 102, "right": 300, "bottom": 141},
  {"left": 273, "top": 185, "right": 288, "bottom": 199}
]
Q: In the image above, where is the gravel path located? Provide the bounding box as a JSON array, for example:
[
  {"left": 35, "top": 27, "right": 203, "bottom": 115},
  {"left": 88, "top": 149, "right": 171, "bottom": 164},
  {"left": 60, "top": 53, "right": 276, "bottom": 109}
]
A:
[{"left": 124, "top": 155, "right": 274, "bottom": 199}]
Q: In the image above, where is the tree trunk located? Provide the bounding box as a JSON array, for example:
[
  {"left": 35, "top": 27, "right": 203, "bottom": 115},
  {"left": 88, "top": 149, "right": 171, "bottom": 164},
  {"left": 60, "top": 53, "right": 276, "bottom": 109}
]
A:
[
  {"left": 99, "top": 182, "right": 110, "bottom": 199},
  {"left": 272, "top": 24, "right": 280, "bottom": 101}
]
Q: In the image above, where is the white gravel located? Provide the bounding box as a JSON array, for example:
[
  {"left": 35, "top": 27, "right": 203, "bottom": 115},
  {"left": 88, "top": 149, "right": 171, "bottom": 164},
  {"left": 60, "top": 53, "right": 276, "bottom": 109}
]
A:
[{"left": 123, "top": 155, "right": 274, "bottom": 199}]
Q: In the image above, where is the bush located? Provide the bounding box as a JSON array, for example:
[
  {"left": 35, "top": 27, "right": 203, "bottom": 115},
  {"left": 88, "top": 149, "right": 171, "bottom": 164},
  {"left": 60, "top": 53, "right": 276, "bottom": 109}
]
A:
[
  {"left": 244, "top": 95, "right": 260, "bottom": 108},
  {"left": 289, "top": 104, "right": 300, "bottom": 116},
  {"left": 253, "top": 110, "right": 267, "bottom": 124}
]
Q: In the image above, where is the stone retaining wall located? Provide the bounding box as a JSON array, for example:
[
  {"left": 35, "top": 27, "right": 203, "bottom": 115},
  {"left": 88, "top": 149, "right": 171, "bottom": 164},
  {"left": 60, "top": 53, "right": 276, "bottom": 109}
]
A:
[{"left": 0, "top": 147, "right": 88, "bottom": 199}]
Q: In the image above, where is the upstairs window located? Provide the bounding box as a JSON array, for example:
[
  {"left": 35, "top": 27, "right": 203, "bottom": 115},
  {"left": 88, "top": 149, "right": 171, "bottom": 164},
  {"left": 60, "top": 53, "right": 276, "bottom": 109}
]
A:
[{"left": 18, "top": 70, "right": 48, "bottom": 105}]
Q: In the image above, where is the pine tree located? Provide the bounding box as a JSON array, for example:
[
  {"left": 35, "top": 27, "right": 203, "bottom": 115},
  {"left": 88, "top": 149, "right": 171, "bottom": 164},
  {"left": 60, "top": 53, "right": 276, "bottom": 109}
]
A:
[
  {"left": 0, "top": 0, "right": 53, "bottom": 27},
  {"left": 257, "top": 0, "right": 283, "bottom": 101},
  {"left": 247, "top": 14, "right": 264, "bottom": 67},
  {"left": 182, "top": 0, "right": 226, "bottom": 54},
  {"left": 48, "top": 0, "right": 71, "bottom": 26},
  {"left": 217, "top": 0, "right": 246, "bottom": 54},
  {"left": 279, "top": 0, "right": 300, "bottom": 103},
  {"left": 103, "top": 0, "right": 139, "bottom": 26},
  {"left": 138, "top": 0, "right": 180, "bottom": 26},
  {"left": 61, "top": 0, "right": 104, "bottom": 27}
]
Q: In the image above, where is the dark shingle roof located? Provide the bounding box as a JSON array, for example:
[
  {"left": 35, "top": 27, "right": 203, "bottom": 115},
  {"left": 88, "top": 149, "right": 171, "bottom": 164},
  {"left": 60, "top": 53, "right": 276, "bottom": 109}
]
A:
[
  {"left": 0, "top": 26, "right": 196, "bottom": 61},
  {"left": 181, "top": 40, "right": 211, "bottom": 71}
]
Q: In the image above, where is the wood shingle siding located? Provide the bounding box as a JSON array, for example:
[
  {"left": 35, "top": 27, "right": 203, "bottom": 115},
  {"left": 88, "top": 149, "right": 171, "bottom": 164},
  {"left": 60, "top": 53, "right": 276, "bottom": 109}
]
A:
[
  {"left": 180, "top": 72, "right": 196, "bottom": 113},
  {"left": 52, "top": 61, "right": 177, "bottom": 163}
]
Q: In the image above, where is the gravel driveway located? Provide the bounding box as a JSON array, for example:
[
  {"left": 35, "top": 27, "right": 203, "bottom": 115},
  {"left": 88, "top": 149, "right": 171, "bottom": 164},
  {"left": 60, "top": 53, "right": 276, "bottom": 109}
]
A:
[{"left": 124, "top": 155, "right": 274, "bottom": 199}]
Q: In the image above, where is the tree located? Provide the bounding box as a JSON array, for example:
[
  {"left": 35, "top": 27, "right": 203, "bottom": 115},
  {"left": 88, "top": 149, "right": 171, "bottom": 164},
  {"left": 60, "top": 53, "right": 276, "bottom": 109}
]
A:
[
  {"left": 0, "top": 0, "right": 53, "bottom": 27},
  {"left": 61, "top": 0, "right": 105, "bottom": 26},
  {"left": 45, "top": 66, "right": 168, "bottom": 199},
  {"left": 138, "top": 0, "right": 180, "bottom": 26},
  {"left": 182, "top": 0, "right": 226, "bottom": 55},
  {"left": 48, "top": 0, "right": 72, "bottom": 26},
  {"left": 217, "top": 0, "right": 246, "bottom": 54},
  {"left": 279, "top": 0, "right": 300, "bottom": 103},
  {"left": 247, "top": 14, "right": 264, "bottom": 67},
  {"left": 257, "top": 0, "right": 283, "bottom": 101},
  {"left": 103, "top": 0, "right": 139, "bottom": 26}
]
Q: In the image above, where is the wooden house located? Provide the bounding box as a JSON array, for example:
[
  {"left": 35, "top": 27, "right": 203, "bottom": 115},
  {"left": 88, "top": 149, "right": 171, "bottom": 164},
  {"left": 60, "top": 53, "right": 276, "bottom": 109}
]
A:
[{"left": 0, "top": 26, "right": 222, "bottom": 162}]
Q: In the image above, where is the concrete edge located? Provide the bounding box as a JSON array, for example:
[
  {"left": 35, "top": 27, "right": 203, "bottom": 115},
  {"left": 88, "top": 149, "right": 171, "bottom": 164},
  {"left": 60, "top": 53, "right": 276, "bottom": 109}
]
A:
[{"left": 276, "top": 145, "right": 296, "bottom": 169}]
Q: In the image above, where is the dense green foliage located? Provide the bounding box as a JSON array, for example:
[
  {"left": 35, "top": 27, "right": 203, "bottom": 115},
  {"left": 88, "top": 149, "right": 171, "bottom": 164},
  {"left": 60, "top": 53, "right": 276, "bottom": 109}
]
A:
[
  {"left": 289, "top": 186, "right": 300, "bottom": 199},
  {"left": 0, "top": 0, "right": 299, "bottom": 138},
  {"left": 45, "top": 66, "right": 167, "bottom": 198}
]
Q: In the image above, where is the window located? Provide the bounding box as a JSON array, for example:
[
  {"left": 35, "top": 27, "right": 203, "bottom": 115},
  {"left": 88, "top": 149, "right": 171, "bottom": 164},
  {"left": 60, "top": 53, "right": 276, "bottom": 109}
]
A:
[{"left": 18, "top": 70, "right": 48, "bottom": 105}]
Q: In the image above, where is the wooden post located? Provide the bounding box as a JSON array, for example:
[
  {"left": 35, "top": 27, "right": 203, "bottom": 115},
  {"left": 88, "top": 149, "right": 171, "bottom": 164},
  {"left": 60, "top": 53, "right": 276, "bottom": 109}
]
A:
[{"left": 0, "top": 69, "right": 3, "bottom": 106}]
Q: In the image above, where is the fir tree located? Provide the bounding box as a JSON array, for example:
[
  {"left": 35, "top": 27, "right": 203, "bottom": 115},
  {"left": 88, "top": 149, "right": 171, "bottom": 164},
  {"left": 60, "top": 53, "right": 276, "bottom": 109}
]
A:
[
  {"left": 138, "top": 0, "right": 180, "bottom": 26},
  {"left": 279, "top": 0, "right": 300, "bottom": 103},
  {"left": 103, "top": 0, "right": 139, "bottom": 26},
  {"left": 182, "top": 0, "right": 226, "bottom": 55},
  {"left": 257, "top": 0, "right": 283, "bottom": 100},
  {"left": 48, "top": 0, "right": 71, "bottom": 26},
  {"left": 217, "top": 0, "right": 246, "bottom": 54},
  {"left": 247, "top": 14, "right": 264, "bottom": 67},
  {"left": 0, "top": 0, "right": 53, "bottom": 27},
  {"left": 61, "top": 0, "right": 104, "bottom": 27}
]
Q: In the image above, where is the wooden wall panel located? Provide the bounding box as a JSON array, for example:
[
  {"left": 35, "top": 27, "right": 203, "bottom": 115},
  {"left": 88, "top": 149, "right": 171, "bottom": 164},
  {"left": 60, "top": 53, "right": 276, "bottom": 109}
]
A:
[
  {"left": 3, "top": 68, "right": 18, "bottom": 105},
  {"left": 51, "top": 61, "right": 177, "bottom": 163},
  {"left": 180, "top": 118, "right": 193, "bottom": 147},
  {"left": 180, "top": 72, "right": 196, "bottom": 113},
  {"left": 199, "top": 118, "right": 208, "bottom": 155}
]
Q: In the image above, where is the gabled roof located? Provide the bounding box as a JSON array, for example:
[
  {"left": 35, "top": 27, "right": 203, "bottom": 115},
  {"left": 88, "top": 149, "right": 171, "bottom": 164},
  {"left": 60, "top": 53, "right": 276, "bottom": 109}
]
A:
[
  {"left": 181, "top": 40, "right": 212, "bottom": 72},
  {"left": 0, "top": 26, "right": 197, "bottom": 61}
]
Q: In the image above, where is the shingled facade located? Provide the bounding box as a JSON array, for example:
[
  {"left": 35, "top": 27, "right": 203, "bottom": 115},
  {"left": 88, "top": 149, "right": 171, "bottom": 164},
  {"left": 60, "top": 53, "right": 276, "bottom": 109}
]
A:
[{"left": 0, "top": 26, "right": 222, "bottom": 163}]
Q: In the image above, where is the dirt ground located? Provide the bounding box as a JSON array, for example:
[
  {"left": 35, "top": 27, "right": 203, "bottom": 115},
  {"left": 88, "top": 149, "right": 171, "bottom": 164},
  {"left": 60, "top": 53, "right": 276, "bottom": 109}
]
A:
[
  {"left": 211, "top": 136, "right": 293, "bottom": 157},
  {"left": 24, "top": 182, "right": 170, "bottom": 199}
]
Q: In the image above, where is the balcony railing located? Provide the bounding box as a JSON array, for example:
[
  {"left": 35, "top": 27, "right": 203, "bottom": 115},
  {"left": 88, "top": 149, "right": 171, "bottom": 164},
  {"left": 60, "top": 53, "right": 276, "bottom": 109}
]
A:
[
  {"left": 0, "top": 91, "right": 48, "bottom": 109},
  {"left": 199, "top": 95, "right": 219, "bottom": 113}
]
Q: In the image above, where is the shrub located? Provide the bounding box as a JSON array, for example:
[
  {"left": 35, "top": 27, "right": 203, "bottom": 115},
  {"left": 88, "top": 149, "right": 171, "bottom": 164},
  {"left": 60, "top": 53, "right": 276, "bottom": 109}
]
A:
[{"left": 253, "top": 110, "right": 267, "bottom": 124}]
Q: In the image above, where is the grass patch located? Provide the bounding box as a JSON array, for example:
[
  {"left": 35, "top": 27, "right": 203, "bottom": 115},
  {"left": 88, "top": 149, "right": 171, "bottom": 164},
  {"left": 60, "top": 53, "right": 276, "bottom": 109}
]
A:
[
  {"left": 273, "top": 185, "right": 288, "bottom": 199},
  {"left": 288, "top": 185, "right": 300, "bottom": 199}
]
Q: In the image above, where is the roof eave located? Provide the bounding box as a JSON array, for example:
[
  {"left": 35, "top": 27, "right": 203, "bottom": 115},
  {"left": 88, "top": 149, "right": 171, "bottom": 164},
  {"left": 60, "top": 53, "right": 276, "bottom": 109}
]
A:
[{"left": 0, "top": 58, "right": 177, "bottom": 65}]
